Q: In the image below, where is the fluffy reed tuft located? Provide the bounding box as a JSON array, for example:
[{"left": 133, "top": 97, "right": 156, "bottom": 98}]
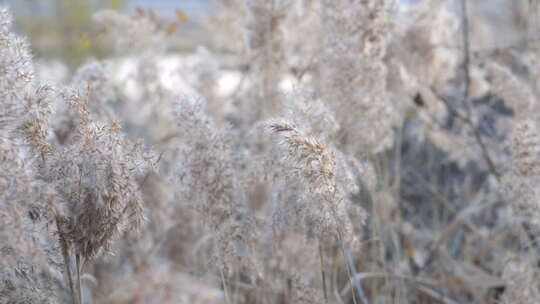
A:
[{"left": 266, "top": 118, "right": 365, "bottom": 246}]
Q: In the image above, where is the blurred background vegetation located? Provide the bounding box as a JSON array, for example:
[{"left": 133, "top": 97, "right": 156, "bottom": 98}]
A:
[
  {"left": 1, "top": 0, "right": 210, "bottom": 70},
  {"left": 2, "top": 0, "right": 533, "bottom": 72}
]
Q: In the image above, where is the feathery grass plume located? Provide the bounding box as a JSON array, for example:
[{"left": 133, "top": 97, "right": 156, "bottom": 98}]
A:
[
  {"left": 279, "top": 0, "right": 322, "bottom": 78},
  {"left": 48, "top": 89, "right": 152, "bottom": 261},
  {"left": 0, "top": 128, "right": 61, "bottom": 303},
  {"left": 52, "top": 60, "right": 117, "bottom": 146},
  {"left": 0, "top": 7, "right": 34, "bottom": 135},
  {"left": 171, "top": 96, "right": 259, "bottom": 279},
  {"left": 281, "top": 88, "right": 340, "bottom": 142},
  {"left": 266, "top": 118, "right": 365, "bottom": 246},
  {"left": 243, "top": 0, "right": 290, "bottom": 119},
  {"left": 2, "top": 6, "right": 55, "bottom": 157},
  {"left": 258, "top": 89, "right": 362, "bottom": 240},
  {"left": 20, "top": 85, "right": 155, "bottom": 303},
  {"left": 0, "top": 176, "right": 60, "bottom": 304},
  {"left": 499, "top": 117, "right": 540, "bottom": 302},
  {"left": 503, "top": 119, "right": 540, "bottom": 225},
  {"left": 71, "top": 61, "right": 116, "bottom": 120},
  {"left": 391, "top": 0, "right": 461, "bottom": 90},
  {"left": 266, "top": 118, "right": 368, "bottom": 303},
  {"left": 320, "top": 0, "right": 397, "bottom": 155},
  {"left": 0, "top": 8, "right": 62, "bottom": 303}
]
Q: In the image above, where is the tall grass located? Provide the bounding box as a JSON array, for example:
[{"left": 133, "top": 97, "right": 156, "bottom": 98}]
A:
[{"left": 1, "top": 1, "right": 540, "bottom": 303}]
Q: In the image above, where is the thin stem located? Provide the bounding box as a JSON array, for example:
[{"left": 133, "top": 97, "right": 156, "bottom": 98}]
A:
[
  {"left": 332, "top": 250, "right": 345, "bottom": 304},
  {"left": 76, "top": 254, "right": 83, "bottom": 304},
  {"left": 327, "top": 196, "right": 368, "bottom": 304},
  {"left": 340, "top": 241, "right": 369, "bottom": 304},
  {"left": 431, "top": 89, "right": 501, "bottom": 181},
  {"left": 318, "top": 239, "right": 328, "bottom": 303},
  {"left": 55, "top": 216, "right": 76, "bottom": 304},
  {"left": 220, "top": 268, "right": 231, "bottom": 304},
  {"left": 323, "top": 181, "right": 368, "bottom": 304}
]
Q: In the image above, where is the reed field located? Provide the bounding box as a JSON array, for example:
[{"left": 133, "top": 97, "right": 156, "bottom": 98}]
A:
[{"left": 1, "top": 1, "right": 540, "bottom": 303}]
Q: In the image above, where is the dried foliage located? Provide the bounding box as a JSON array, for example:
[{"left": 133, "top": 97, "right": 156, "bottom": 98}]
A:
[
  {"left": 266, "top": 119, "right": 364, "bottom": 246},
  {"left": 2, "top": 1, "right": 540, "bottom": 303}
]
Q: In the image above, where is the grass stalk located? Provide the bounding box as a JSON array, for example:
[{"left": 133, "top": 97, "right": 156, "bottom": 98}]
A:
[
  {"left": 56, "top": 216, "right": 77, "bottom": 304},
  {"left": 220, "top": 268, "right": 231, "bottom": 304},
  {"left": 76, "top": 254, "right": 83, "bottom": 304},
  {"left": 318, "top": 238, "right": 328, "bottom": 303}
]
